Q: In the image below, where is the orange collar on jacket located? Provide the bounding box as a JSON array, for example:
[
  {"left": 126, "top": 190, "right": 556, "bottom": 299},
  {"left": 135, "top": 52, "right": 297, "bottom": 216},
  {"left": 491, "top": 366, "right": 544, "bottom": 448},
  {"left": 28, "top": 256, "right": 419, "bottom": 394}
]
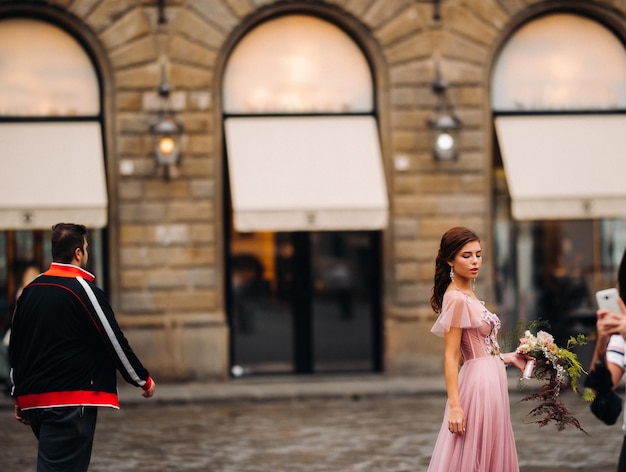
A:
[{"left": 44, "top": 263, "right": 96, "bottom": 282}]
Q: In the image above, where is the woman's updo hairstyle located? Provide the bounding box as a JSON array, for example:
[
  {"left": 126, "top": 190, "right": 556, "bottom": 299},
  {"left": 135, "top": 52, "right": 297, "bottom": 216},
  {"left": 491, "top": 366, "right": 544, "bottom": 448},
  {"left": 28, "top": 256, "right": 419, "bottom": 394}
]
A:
[{"left": 430, "top": 226, "right": 480, "bottom": 314}]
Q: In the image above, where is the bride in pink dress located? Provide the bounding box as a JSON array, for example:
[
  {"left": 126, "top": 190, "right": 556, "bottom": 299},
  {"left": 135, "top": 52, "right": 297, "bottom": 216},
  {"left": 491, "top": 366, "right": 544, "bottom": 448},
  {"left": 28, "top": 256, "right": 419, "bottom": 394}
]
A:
[{"left": 427, "top": 227, "right": 527, "bottom": 472}]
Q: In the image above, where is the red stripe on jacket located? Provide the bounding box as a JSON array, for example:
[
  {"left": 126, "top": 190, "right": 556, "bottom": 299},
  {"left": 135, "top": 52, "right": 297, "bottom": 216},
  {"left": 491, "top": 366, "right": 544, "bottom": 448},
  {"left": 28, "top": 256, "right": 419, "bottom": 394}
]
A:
[{"left": 17, "top": 390, "right": 120, "bottom": 410}]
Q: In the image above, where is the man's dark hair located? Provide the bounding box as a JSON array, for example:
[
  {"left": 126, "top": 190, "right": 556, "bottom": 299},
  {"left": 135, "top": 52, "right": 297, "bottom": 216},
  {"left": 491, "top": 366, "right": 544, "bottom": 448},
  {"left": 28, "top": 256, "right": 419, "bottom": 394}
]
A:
[{"left": 51, "top": 223, "right": 87, "bottom": 263}]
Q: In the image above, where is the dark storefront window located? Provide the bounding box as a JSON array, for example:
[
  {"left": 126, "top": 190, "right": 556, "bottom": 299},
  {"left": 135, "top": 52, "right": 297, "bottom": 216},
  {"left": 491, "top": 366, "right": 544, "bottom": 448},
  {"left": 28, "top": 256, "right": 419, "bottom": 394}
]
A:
[{"left": 223, "top": 14, "right": 386, "bottom": 375}]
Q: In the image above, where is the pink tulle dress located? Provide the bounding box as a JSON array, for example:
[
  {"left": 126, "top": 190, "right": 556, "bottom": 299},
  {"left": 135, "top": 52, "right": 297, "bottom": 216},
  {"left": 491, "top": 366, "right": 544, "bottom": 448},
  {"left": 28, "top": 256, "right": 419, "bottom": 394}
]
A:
[{"left": 427, "top": 290, "right": 519, "bottom": 472}]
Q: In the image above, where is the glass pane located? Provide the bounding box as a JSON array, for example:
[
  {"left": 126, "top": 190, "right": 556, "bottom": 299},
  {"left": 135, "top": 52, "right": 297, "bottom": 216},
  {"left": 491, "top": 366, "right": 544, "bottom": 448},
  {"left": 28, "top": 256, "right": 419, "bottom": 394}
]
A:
[
  {"left": 492, "top": 13, "right": 626, "bottom": 111},
  {"left": 311, "top": 232, "right": 374, "bottom": 372},
  {"left": 230, "top": 232, "right": 294, "bottom": 375},
  {"left": 223, "top": 15, "right": 373, "bottom": 114},
  {"left": 0, "top": 18, "right": 99, "bottom": 116},
  {"left": 495, "top": 219, "right": 622, "bottom": 366}
]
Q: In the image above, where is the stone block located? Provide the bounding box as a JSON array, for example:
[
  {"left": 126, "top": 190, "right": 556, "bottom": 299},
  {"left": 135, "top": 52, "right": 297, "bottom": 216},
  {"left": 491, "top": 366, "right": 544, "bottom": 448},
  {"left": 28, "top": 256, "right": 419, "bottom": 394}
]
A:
[
  {"left": 118, "top": 181, "right": 144, "bottom": 200},
  {"left": 164, "top": 246, "right": 216, "bottom": 267},
  {"left": 393, "top": 218, "right": 419, "bottom": 239},
  {"left": 153, "top": 224, "right": 191, "bottom": 246},
  {"left": 189, "top": 91, "right": 212, "bottom": 111},
  {"left": 449, "top": 4, "right": 498, "bottom": 46},
  {"left": 172, "top": 10, "right": 224, "bottom": 49},
  {"left": 143, "top": 180, "right": 191, "bottom": 199},
  {"left": 189, "top": 179, "right": 215, "bottom": 199},
  {"left": 167, "top": 200, "right": 214, "bottom": 222},
  {"left": 119, "top": 224, "right": 147, "bottom": 244},
  {"left": 120, "top": 269, "right": 145, "bottom": 289},
  {"left": 146, "top": 268, "right": 189, "bottom": 289},
  {"left": 121, "top": 290, "right": 158, "bottom": 313},
  {"left": 390, "top": 108, "right": 429, "bottom": 129},
  {"left": 459, "top": 86, "right": 485, "bottom": 106},
  {"left": 395, "top": 261, "right": 419, "bottom": 281},
  {"left": 463, "top": 0, "right": 509, "bottom": 30},
  {"left": 439, "top": 59, "right": 483, "bottom": 85},
  {"left": 390, "top": 86, "right": 430, "bottom": 108},
  {"left": 116, "top": 63, "right": 159, "bottom": 88},
  {"left": 116, "top": 135, "right": 144, "bottom": 155},
  {"left": 170, "top": 35, "right": 217, "bottom": 68},
  {"left": 395, "top": 238, "right": 439, "bottom": 262},
  {"left": 385, "top": 317, "right": 444, "bottom": 375},
  {"left": 116, "top": 92, "right": 142, "bottom": 111},
  {"left": 84, "top": 0, "right": 137, "bottom": 33},
  {"left": 421, "top": 216, "right": 486, "bottom": 238},
  {"left": 175, "top": 317, "right": 229, "bottom": 380},
  {"left": 119, "top": 202, "right": 167, "bottom": 223},
  {"left": 99, "top": 8, "right": 151, "bottom": 50},
  {"left": 389, "top": 59, "right": 431, "bottom": 85},
  {"left": 441, "top": 31, "right": 489, "bottom": 64},
  {"left": 189, "top": 224, "right": 215, "bottom": 244},
  {"left": 224, "top": 0, "right": 255, "bottom": 18},
  {"left": 110, "top": 36, "right": 157, "bottom": 69},
  {"left": 385, "top": 32, "right": 433, "bottom": 64},
  {"left": 376, "top": 3, "right": 430, "bottom": 45},
  {"left": 182, "top": 157, "right": 215, "bottom": 178},
  {"left": 154, "top": 289, "right": 216, "bottom": 311},
  {"left": 188, "top": 134, "right": 213, "bottom": 154},
  {"left": 496, "top": 0, "right": 529, "bottom": 17},
  {"left": 362, "top": 0, "right": 414, "bottom": 30},
  {"left": 192, "top": 0, "right": 239, "bottom": 32}
]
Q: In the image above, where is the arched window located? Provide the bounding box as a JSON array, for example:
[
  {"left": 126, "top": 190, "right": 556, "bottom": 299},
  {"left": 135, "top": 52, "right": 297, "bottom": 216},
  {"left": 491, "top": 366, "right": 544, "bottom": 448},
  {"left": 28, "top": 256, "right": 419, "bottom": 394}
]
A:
[
  {"left": 491, "top": 12, "right": 626, "bottom": 347},
  {"left": 223, "top": 14, "right": 386, "bottom": 232},
  {"left": 223, "top": 15, "right": 373, "bottom": 114},
  {"left": 492, "top": 13, "right": 626, "bottom": 111},
  {"left": 0, "top": 17, "right": 107, "bottom": 316},
  {"left": 0, "top": 18, "right": 99, "bottom": 116},
  {"left": 492, "top": 13, "right": 626, "bottom": 221}
]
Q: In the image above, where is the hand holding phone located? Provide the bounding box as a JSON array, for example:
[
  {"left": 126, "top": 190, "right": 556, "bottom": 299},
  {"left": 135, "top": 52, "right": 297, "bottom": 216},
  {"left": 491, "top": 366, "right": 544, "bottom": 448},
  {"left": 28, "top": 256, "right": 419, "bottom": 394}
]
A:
[{"left": 596, "top": 288, "right": 621, "bottom": 314}]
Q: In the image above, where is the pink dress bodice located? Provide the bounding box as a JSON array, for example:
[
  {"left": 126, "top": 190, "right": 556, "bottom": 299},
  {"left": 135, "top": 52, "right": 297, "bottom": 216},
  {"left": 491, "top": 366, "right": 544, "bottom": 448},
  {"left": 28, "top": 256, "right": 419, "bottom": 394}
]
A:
[{"left": 431, "top": 290, "right": 502, "bottom": 360}]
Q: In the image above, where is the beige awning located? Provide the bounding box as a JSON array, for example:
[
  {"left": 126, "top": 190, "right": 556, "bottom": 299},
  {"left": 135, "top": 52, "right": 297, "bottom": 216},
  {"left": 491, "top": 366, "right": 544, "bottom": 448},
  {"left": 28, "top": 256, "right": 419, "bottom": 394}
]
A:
[
  {"left": 0, "top": 121, "right": 108, "bottom": 229},
  {"left": 224, "top": 116, "right": 388, "bottom": 231},
  {"left": 495, "top": 115, "right": 626, "bottom": 220}
]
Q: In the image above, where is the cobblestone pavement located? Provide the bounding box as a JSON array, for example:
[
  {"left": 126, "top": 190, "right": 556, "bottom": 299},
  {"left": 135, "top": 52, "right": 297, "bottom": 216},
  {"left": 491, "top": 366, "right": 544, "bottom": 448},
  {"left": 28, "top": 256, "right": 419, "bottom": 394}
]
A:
[{"left": 0, "top": 389, "right": 623, "bottom": 472}]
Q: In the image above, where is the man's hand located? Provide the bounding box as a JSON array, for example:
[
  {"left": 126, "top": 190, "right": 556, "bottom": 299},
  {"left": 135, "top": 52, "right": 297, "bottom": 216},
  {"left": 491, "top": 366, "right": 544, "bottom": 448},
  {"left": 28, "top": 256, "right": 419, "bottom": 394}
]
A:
[
  {"left": 14, "top": 405, "right": 29, "bottom": 425},
  {"left": 142, "top": 378, "right": 156, "bottom": 398}
]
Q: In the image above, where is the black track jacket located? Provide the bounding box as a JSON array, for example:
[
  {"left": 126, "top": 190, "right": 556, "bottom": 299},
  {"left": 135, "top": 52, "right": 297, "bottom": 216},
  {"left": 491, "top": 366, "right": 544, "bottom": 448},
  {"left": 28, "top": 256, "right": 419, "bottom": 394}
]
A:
[{"left": 9, "top": 263, "right": 153, "bottom": 410}]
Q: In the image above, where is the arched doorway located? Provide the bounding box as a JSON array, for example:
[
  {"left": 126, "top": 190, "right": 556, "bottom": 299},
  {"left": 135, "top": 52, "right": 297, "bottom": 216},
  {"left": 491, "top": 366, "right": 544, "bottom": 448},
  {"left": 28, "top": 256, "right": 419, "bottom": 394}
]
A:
[
  {"left": 491, "top": 12, "right": 626, "bottom": 360},
  {"left": 221, "top": 14, "right": 388, "bottom": 375}
]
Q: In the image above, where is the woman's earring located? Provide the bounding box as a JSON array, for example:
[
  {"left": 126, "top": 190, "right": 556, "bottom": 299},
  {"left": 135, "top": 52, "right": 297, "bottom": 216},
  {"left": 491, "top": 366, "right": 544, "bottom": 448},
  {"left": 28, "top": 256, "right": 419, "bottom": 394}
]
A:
[
  {"left": 472, "top": 277, "right": 476, "bottom": 291},
  {"left": 449, "top": 267, "right": 454, "bottom": 281}
]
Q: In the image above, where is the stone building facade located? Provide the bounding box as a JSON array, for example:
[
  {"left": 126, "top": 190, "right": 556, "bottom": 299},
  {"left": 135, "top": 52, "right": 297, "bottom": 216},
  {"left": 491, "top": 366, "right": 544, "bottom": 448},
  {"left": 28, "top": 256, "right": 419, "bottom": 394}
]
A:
[{"left": 1, "top": 0, "right": 626, "bottom": 380}]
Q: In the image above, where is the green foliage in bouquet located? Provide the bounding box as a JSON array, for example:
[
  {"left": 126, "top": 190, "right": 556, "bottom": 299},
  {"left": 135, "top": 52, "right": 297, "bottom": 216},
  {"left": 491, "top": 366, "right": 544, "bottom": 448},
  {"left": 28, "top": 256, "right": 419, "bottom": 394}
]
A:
[{"left": 508, "top": 319, "right": 593, "bottom": 433}]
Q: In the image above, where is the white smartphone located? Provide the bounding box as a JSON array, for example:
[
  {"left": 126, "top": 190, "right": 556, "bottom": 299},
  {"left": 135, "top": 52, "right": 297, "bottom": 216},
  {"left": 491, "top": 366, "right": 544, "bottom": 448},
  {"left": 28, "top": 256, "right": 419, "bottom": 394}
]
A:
[{"left": 596, "top": 288, "right": 621, "bottom": 313}]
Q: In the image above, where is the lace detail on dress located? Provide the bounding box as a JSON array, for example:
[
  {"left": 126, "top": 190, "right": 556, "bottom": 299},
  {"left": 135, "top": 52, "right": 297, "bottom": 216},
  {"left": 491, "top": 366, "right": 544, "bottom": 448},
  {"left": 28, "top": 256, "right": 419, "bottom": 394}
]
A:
[{"left": 480, "top": 309, "right": 502, "bottom": 356}]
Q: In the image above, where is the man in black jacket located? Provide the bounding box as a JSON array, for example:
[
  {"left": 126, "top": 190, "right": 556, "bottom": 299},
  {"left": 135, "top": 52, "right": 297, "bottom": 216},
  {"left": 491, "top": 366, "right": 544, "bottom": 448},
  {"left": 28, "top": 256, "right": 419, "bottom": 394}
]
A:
[{"left": 9, "top": 223, "right": 156, "bottom": 471}]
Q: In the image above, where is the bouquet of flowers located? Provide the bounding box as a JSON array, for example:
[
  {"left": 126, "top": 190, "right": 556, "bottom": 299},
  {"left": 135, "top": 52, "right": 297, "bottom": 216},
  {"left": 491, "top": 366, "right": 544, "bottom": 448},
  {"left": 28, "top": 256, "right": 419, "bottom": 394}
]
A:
[{"left": 516, "top": 327, "right": 593, "bottom": 433}]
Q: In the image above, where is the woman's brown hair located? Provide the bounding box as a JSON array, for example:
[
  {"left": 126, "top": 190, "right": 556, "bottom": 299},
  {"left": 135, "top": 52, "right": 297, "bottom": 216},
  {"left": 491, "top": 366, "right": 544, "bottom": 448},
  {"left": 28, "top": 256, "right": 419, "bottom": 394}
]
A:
[{"left": 430, "top": 226, "right": 480, "bottom": 314}]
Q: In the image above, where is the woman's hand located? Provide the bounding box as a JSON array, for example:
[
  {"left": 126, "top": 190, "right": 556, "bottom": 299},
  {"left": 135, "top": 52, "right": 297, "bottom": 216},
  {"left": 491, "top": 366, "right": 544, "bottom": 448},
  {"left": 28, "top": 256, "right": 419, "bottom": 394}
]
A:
[
  {"left": 502, "top": 351, "right": 531, "bottom": 373},
  {"left": 448, "top": 405, "right": 465, "bottom": 435},
  {"left": 597, "top": 296, "right": 626, "bottom": 336}
]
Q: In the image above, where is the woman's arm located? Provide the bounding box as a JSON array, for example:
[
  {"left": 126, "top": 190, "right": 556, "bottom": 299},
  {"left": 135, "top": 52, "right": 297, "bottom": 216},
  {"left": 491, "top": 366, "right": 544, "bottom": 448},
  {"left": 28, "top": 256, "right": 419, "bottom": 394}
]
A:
[
  {"left": 590, "top": 298, "right": 626, "bottom": 373},
  {"left": 443, "top": 327, "right": 465, "bottom": 435}
]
